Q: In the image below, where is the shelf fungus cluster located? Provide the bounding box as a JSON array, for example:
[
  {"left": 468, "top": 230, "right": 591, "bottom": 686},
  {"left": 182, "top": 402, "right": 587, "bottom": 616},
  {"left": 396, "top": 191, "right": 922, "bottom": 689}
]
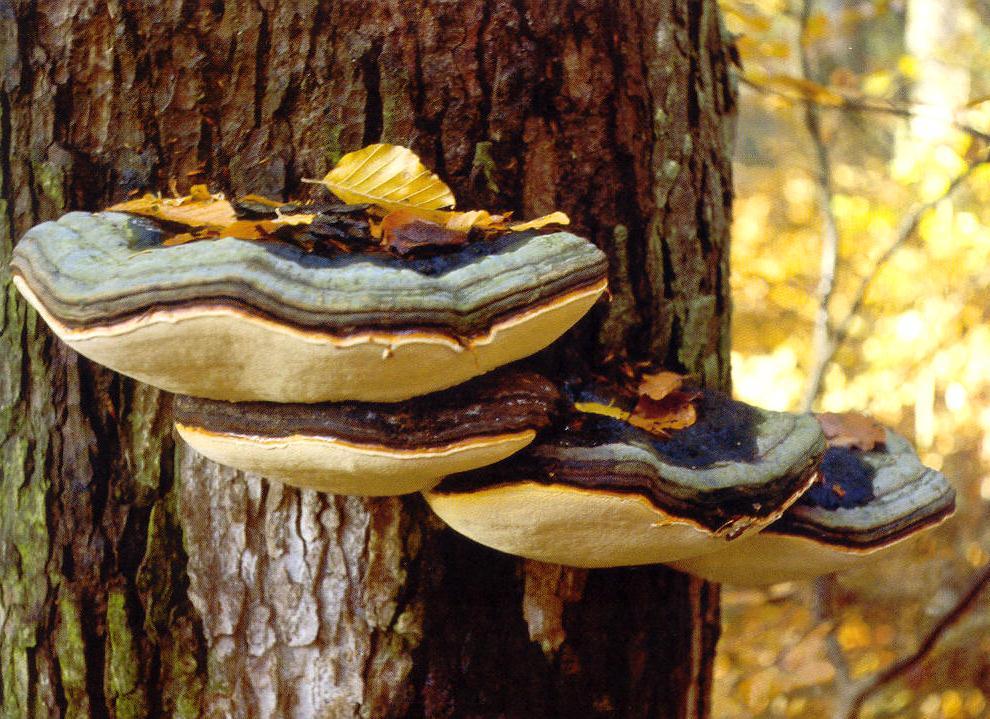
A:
[{"left": 11, "top": 143, "right": 954, "bottom": 583}]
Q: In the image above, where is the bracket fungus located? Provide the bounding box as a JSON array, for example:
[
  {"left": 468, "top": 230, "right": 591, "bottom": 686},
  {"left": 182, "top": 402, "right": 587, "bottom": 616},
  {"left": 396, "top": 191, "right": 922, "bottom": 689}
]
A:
[
  {"left": 173, "top": 369, "right": 560, "bottom": 495},
  {"left": 667, "top": 429, "right": 956, "bottom": 585},
  {"left": 424, "top": 390, "right": 827, "bottom": 568},
  {"left": 12, "top": 211, "right": 606, "bottom": 402}
]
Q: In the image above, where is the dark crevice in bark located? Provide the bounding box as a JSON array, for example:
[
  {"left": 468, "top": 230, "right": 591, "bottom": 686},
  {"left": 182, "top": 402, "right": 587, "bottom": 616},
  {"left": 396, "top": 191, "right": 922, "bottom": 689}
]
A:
[
  {"left": 685, "top": 4, "right": 702, "bottom": 131},
  {"left": 660, "top": 230, "right": 676, "bottom": 299},
  {"left": 49, "top": 612, "right": 69, "bottom": 717},
  {"left": 602, "top": 3, "right": 650, "bottom": 362},
  {"left": 77, "top": 593, "right": 107, "bottom": 717},
  {"left": 24, "top": 642, "right": 37, "bottom": 717},
  {"left": 695, "top": 161, "right": 712, "bottom": 262},
  {"left": 0, "top": 90, "right": 14, "bottom": 236},
  {"left": 361, "top": 40, "right": 384, "bottom": 147},
  {"left": 76, "top": 371, "right": 110, "bottom": 544},
  {"left": 254, "top": 7, "right": 271, "bottom": 130},
  {"left": 13, "top": 0, "right": 36, "bottom": 95},
  {"left": 666, "top": 314, "right": 686, "bottom": 372},
  {"left": 52, "top": 82, "right": 73, "bottom": 148},
  {"left": 474, "top": 1, "right": 493, "bottom": 137}
]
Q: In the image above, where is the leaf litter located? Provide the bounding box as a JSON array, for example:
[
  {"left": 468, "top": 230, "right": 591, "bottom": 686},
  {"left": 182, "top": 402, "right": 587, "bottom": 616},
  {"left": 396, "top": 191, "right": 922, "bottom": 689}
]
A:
[{"left": 108, "top": 144, "right": 570, "bottom": 260}]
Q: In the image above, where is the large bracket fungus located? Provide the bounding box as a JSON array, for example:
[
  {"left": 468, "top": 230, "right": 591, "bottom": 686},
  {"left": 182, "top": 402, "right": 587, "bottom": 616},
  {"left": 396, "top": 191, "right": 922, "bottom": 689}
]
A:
[
  {"left": 10, "top": 143, "right": 955, "bottom": 585},
  {"left": 12, "top": 211, "right": 606, "bottom": 402},
  {"left": 173, "top": 368, "right": 561, "bottom": 495},
  {"left": 423, "top": 390, "right": 827, "bottom": 567},
  {"left": 667, "top": 429, "right": 956, "bottom": 585}
]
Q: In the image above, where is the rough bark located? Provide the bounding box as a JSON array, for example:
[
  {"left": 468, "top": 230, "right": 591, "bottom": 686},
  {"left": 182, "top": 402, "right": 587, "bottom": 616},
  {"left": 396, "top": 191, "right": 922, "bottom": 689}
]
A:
[{"left": 0, "top": 1, "right": 735, "bottom": 717}]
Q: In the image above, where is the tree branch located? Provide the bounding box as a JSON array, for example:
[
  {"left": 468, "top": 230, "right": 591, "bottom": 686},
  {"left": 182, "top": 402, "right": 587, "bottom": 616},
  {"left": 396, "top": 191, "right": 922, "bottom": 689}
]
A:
[
  {"left": 738, "top": 74, "right": 990, "bottom": 146},
  {"left": 825, "top": 150, "right": 990, "bottom": 368},
  {"left": 798, "top": 0, "right": 842, "bottom": 413},
  {"left": 843, "top": 562, "right": 990, "bottom": 718}
]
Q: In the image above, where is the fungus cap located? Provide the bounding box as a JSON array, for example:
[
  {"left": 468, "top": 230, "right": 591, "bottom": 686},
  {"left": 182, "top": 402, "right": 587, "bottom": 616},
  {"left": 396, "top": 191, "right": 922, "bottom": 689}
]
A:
[
  {"left": 667, "top": 429, "right": 956, "bottom": 585},
  {"left": 424, "top": 391, "right": 827, "bottom": 568},
  {"left": 173, "top": 370, "right": 560, "bottom": 496},
  {"left": 12, "top": 212, "right": 607, "bottom": 402}
]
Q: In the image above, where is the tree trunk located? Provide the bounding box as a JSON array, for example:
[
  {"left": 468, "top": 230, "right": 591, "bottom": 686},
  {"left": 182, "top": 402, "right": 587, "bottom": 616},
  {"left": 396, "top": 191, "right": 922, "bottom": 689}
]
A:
[{"left": 0, "top": 1, "right": 735, "bottom": 717}]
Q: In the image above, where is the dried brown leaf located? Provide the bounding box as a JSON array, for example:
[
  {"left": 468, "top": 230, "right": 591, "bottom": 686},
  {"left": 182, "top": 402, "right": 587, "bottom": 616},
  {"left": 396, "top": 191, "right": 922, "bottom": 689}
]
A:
[
  {"left": 816, "top": 412, "right": 887, "bottom": 451},
  {"left": 381, "top": 209, "right": 469, "bottom": 257},
  {"left": 629, "top": 389, "right": 701, "bottom": 438},
  {"left": 637, "top": 371, "right": 687, "bottom": 402}
]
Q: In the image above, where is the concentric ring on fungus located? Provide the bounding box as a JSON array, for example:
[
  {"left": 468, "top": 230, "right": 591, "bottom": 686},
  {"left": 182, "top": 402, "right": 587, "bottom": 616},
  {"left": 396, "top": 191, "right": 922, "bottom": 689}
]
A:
[
  {"left": 12, "top": 211, "right": 607, "bottom": 402},
  {"left": 172, "top": 369, "right": 561, "bottom": 496},
  {"left": 667, "top": 429, "right": 956, "bottom": 585},
  {"left": 423, "top": 390, "right": 827, "bottom": 568}
]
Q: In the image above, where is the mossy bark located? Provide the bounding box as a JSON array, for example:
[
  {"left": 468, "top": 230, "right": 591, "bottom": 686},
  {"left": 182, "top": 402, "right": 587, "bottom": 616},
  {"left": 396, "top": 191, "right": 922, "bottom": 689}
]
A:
[{"left": 0, "top": 1, "right": 735, "bottom": 717}]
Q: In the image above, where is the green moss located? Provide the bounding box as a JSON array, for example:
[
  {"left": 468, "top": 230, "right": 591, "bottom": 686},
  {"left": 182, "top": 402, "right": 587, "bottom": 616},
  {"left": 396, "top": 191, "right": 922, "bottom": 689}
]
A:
[
  {"left": 324, "top": 123, "right": 345, "bottom": 167},
  {"left": 126, "top": 384, "right": 164, "bottom": 504},
  {"left": 105, "top": 588, "right": 149, "bottom": 719},
  {"left": 472, "top": 141, "right": 500, "bottom": 194},
  {"left": 32, "top": 159, "right": 66, "bottom": 209},
  {"left": 55, "top": 595, "right": 91, "bottom": 719}
]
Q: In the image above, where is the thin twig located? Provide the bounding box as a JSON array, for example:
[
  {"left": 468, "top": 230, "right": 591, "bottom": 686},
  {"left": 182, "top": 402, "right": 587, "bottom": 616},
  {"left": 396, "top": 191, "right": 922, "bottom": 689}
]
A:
[
  {"left": 843, "top": 562, "right": 990, "bottom": 718},
  {"left": 738, "top": 74, "right": 990, "bottom": 145},
  {"left": 821, "top": 150, "right": 990, "bottom": 375},
  {"left": 798, "top": 0, "right": 842, "bottom": 413},
  {"left": 811, "top": 575, "right": 854, "bottom": 710}
]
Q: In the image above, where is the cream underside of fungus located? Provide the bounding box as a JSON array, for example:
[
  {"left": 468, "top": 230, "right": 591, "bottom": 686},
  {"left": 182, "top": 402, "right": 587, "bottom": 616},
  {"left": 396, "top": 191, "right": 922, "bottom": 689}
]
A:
[
  {"left": 174, "top": 424, "right": 537, "bottom": 496},
  {"left": 14, "top": 275, "right": 605, "bottom": 402},
  {"left": 423, "top": 479, "right": 813, "bottom": 569},
  {"left": 664, "top": 517, "right": 952, "bottom": 586}
]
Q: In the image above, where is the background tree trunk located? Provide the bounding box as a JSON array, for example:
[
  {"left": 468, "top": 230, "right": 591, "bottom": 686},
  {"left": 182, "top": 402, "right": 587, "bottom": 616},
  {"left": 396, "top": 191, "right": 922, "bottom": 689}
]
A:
[{"left": 0, "top": 1, "right": 735, "bottom": 717}]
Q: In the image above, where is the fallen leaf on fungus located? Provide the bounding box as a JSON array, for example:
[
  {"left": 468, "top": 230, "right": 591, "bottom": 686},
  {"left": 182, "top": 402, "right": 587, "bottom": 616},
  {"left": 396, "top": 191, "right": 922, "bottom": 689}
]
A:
[
  {"left": 637, "top": 371, "right": 687, "bottom": 402},
  {"left": 573, "top": 401, "right": 631, "bottom": 422},
  {"left": 112, "top": 145, "right": 577, "bottom": 258},
  {"left": 816, "top": 412, "right": 887, "bottom": 451},
  {"left": 628, "top": 389, "right": 701, "bottom": 437},
  {"left": 109, "top": 192, "right": 238, "bottom": 229},
  {"left": 509, "top": 211, "right": 570, "bottom": 231},
  {"left": 381, "top": 209, "right": 469, "bottom": 257},
  {"left": 574, "top": 371, "right": 700, "bottom": 439},
  {"left": 304, "top": 143, "right": 456, "bottom": 212}
]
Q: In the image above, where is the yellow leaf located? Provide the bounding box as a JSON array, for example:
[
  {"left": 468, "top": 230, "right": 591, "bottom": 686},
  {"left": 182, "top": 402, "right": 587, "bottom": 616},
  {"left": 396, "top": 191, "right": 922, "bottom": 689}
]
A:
[
  {"left": 108, "top": 193, "right": 238, "bottom": 229},
  {"left": 445, "top": 209, "right": 500, "bottom": 232},
  {"left": 509, "top": 211, "right": 570, "bottom": 231},
  {"left": 373, "top": 206, "right": 507, "bottom": 232},
  {"left": 304, "top": 144, "right": 456, "bottom": 212},
  {"left": 574, "top": 401, "right": 631, "bottom": 422},
  {"left": 272, "top": 212, "right": 317, "bottom": 226}
]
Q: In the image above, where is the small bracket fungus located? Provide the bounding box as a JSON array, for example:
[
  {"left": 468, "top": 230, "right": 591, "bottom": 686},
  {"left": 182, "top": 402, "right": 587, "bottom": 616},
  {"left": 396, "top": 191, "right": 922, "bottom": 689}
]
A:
[
  {"left": 12, "top": 212, "right": 606, "bottom": 402},
  {"left": 173, "top": 369, "right": 561, "bottom": 496},
  {"left": 423, "top": 390, "right": 827, "bottom": 568},
  {"left": 667, "top": 429, "right": 956, "bottom": 585}
]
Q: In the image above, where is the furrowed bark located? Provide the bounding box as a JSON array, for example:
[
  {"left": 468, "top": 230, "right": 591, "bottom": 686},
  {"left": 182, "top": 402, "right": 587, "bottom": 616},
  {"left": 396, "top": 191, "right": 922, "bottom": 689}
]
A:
[{"left": 0, "top": 1, "right": 735, "bottom": 717}]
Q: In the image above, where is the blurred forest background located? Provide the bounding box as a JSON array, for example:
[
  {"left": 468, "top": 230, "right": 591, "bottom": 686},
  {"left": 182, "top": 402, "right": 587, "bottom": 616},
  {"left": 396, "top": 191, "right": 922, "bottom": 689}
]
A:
[{"left": 715, "top": 0, "right": 990, "bottom": 717}]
